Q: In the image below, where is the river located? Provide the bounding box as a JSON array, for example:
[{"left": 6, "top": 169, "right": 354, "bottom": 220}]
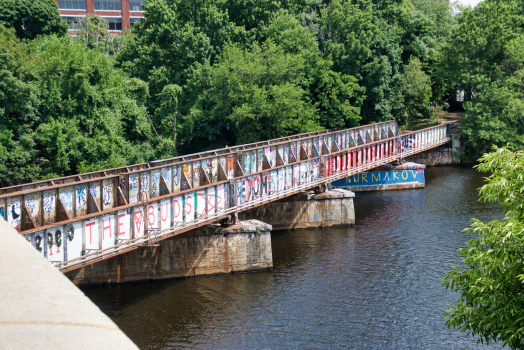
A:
[{"left": 84, "top": 166, "right": 503, "bottom": 349}]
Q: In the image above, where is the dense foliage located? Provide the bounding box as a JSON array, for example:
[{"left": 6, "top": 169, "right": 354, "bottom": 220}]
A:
[
  {"left": 436, "top": 0, "right": 524, "bottom": 159},
  {"left": 1, "top": 0, "right": 459, "bottom": 185},
  {"left": 443, "top": 146, "right": 524, "bottom": 349},
  {"left": 0, "top": 0, "right": 68, "bottom": 39}
]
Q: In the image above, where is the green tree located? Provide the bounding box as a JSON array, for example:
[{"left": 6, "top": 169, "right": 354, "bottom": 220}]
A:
[
  {"left": 117, "top": 0, "right": 248, "bottom": 110},
  {"left": 186, "top": 42, "right": 320, "bottom": 148},
  {"left": 320, "top": 0, "right": 403, "bottom": 123},
  {"left": 0, "top": 27, "right": 155, "bottom": 185},
  {"left": 0, "top": 0, "right": 68, "bottom": 39},
  {"left": 443, "top": 145, "right": 524, "bottom": 349},
  {"left": 394, "top": 57, "right": 432, "bottom": 125},
  {"left": 435, "top": 0, "right": 524, "bottom": 158},
  {"left": 264, "top": 11, "right": 363, "bottom": 128}
]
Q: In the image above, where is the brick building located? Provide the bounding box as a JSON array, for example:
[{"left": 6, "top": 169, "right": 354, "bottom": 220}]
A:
[{"left": 54, "top": 0, "right": 144, "bottom": 33}]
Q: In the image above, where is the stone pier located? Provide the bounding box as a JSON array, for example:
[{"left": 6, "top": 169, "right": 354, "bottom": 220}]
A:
[
  {"left": 405, "top": 135, "right": 462, "bottom": 166},
  {"left": 239, "top": 189, "right": 355, "bottom": 231},
  {"left": 65, "top": 220, "right": 273, "bottom": 286},
  {"left": 330, "top": 162, "right": 426, "bottom": 192}
]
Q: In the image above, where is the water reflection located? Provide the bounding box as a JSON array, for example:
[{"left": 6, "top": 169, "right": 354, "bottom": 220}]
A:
[{"left": 84, "top": 166, "right": 503, "bottom": 349}]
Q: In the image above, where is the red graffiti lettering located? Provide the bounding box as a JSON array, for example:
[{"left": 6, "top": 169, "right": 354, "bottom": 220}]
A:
[
  {"left": 148, "top": 205, "right": 156, "bottom": 225},
  {"left": 134, "top": 210, "right": 143, "bottom": 233},
  {"left": 173, "top": 199, "right": 181, "bottom": 218},
  {"left": 161, "top": 202, "right": 169, "bottom": 222},
  {"left": 86, "top": 221, "right": 96, "bottom": 245},
  {"left": 185, "top": 196, "right": 193, "bottom": 214},
  {"left": 118, "top": 213, "right": 126, "bottom": 236},
  {"left": 102, "top": 216, "right": 111, "bottom": 239}
]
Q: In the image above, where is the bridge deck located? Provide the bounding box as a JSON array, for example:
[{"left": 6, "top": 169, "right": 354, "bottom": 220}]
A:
[{"left": 0, "top": 121, "right": 452, "bottom": 272}]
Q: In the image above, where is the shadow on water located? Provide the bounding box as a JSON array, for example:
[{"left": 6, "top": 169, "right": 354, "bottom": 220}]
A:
[{"left": 83, "top": 166, "right": 504, "bottom": 349}]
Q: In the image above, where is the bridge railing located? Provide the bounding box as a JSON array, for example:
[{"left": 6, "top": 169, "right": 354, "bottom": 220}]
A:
[
  {"left": 0, "top": 121, "right": 451, "bottom": 271},
  {"left": 0, "top": 121, "right": 399, "bottom": 195}
]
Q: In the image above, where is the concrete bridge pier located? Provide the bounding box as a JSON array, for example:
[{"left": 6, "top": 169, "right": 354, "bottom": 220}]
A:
[
  {"left": 65, "top": 220, "right": 273, "bottom": 286},
  {"left": 239, "top": 189, "right": 355, "bottom": 231}
]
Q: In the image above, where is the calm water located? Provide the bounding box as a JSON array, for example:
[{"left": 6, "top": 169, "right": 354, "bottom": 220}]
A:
[{"left": 85, "top": 166, "right": 504, "bottom": 349}]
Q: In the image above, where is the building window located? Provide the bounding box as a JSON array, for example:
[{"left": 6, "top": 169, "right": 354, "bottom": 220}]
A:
[
  {"left": 58, "top": 0, "right": 86, "bottom": 10},
  {"left": 62, "top": 16, "right": 82, "bottom": 30},
  {"left": 94, "top": 0, "right": 121, "bottom": 11},
  {"left": 130, "top": 18, "right": 142, "bottom": 26},
  {"left": 103, "top": 17, "right": 122, "bottom": 31},
  {"left": 129, "top": 0, "right": 144, "bottom": 11}
]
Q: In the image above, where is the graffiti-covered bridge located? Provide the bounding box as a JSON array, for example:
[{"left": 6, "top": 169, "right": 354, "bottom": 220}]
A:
[{"left": 1, "top": 120, "right": 452, "bottom": 281}]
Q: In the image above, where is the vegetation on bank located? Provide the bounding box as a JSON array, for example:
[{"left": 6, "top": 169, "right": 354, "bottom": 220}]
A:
[{"left": 444, "top": 146, "right": 524, "bottom": 349}]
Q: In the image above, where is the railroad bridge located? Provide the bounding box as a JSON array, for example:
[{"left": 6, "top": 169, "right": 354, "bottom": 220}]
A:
[{"left": 1, "top": 121, "right": 453, "bottom": 283}]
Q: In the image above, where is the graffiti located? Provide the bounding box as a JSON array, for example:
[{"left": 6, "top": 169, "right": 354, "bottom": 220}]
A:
[
  {"left": 401, "top": 134, "right": 415, "bottom": 151},
  {"left": 212, "top": 158, "right": 218, "bottom": 182},
  {"left": 243, "top": 153, "right": 251, "bottom": 175},
  {"left": 253, "top": 175, "right": 261, "bottom": 199},
  {"left": 129, "top": 175, "right": 139, "bottom": 204},
  {"left": 193, "top": 161, "right": 200, "bottom": 187},
  {"left": 141, "top": 173, "right": 150, "bottom": 195},
  {"left": 76, "top": 186, "right": 87, "bottom": 210},
  {"left": 173, "top": 165, "right": 181, "bottom": 191},
  {"left": 103, "top": 184, "right": 112, "bottom": 206},
  {"left": 278, "top": 168, "right": 285, "bottom": 192},
  {"left": 25, "top": 194, "right": 40, "bottom": 224},
  {"left": 247, "top": 176, "right": 253, "bottom": 202},
  {"left": 67, "top": 225, "right": 74, "bottom": 241},
  {"left": 293, "top": 164, "right": 299, "bottom": 187},
  {"left": 216, "top": 185, "right": 226, "bottom": 212},
  {"left": 173, "top": 196, "right": 183, "bottom": 223},
  {"left": 34, "top": 233, "right": 43, "bottom": 253},
  {"left": 261, "top": 173, "right": 269, "bottom": 197},
  {"left": 151, "top": 170, "right": 160, "bottom": 198},
  {"left": 120, "top": 178, "right": 126, "bottom": 190},
  {"left": 0, "top": 207, "right": 4, "bottom": 218},
  {"left": 300, "top": 163, "right": 306, "bottom": 185},
  {"left": 43, "top": 192, "right": 56, "bottom": 219},
  {"left": 283, "top": 144, "right": 289, "bottom": 164},
  {"left": 257, "top": 149, "right": 264, "bottom": 171},
  {"left": 7, "top": 201, "right": 21, "bottom": 229},
  {"left": 161, "top": 167, "right": 171, "bottom": 193},
  {"left": 227, "top": 156, "right": 235, "bottom": 179},
  {"left": 324, "top": 212, "right": 336, "bottom": 221},
  {"left": 285, "top": 166, "right": 292, "bottom": 189}
]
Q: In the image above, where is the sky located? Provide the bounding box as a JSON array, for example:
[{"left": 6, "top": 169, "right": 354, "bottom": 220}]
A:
[{"left": 459, "top": 0, "right": 484, "bottom": 7}]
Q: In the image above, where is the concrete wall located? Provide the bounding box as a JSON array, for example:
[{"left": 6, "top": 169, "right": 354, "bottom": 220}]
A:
[
  {"left": 404, "top": 145, "right": 461, "bottom": 166},
  {"left": 0, "top": 217, "right": 138, "bottom": 350},
  {"left": 65, "top": 220, "right": 273, "bottom": 286},
  {"left": 330, "top": 162, "right": 425, "bottom": 192},
  {"left": 239, "top": 189, "right": 355, "bottom": 231}
]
